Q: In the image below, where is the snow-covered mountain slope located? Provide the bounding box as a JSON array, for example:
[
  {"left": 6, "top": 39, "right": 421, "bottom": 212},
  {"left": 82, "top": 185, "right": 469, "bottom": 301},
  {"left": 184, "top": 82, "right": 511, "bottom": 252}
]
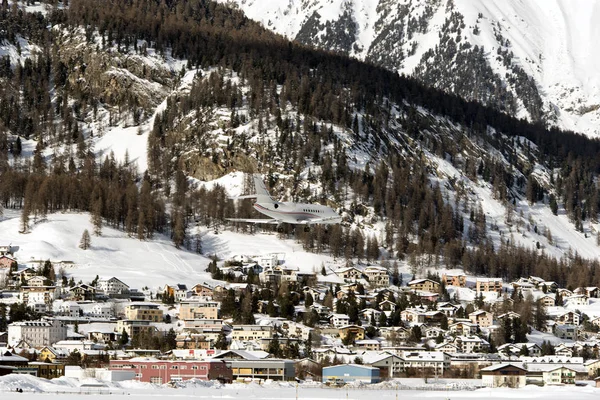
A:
[{"left": 218, "top": 0, "right": 600, "bottom": 137}]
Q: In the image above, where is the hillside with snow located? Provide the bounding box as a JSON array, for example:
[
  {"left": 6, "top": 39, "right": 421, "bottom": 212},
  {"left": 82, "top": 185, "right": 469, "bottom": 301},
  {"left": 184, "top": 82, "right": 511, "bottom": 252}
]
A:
[
  {"left": 2, "top": 0, "right": 600, "bottom": 293},
  {"left": 218, "top": 0, "right": 600, "bottom": 137}
]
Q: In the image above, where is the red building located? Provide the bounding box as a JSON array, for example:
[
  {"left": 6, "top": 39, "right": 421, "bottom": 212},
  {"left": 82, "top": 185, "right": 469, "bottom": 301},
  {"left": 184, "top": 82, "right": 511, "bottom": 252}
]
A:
[{"left": 109, "top": 358, "right": 232, "bottom": 384}]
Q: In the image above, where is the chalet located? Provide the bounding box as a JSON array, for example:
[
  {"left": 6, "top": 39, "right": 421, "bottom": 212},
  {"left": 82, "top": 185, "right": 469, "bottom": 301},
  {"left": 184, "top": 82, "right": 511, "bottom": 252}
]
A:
[
  {"left": 68, "top": 284, "right": 96, "bottom": 301},
  {"left": 14, "top": 267, "right": 36, "bottom": 282},
  {"left": 378, "top": 300, "right": 396, "bottom": 313},
  {"left": 476, "top": 278, "right": 503, "bottom": 294},
  {"left": 564, "top": 294, "right": 589, "bottom": 307},
  {"left": 408, "top": 279, "right": 440, "bottom": 292},
  {"left": 497, "top": 311, "right": 521, "bottom": 322},
  {"left": 436, "top": 342, "right": 460, "bottom": 353},
  {"left": 38, "top": 346, "right": 69, "bottom": 363},
  {"left": 480, "top": 363, "right": 526, "bottom": 388},
  {"left": 557, "top": 288, "right": 573, "bottom": 297},
  {"left": 538, "top": 294, "right": 556, "bottom": 307},
  {"left": 334, "top": 267, "right": 363, "bottom": 281},
  {"left": 162, "top": 284, "right": 189, "bottom": 302},
  {"left": 400, "top": 309, "right": 425, "bottom": 324},
  {"left": 415, "top": 291, "right": 439, "bottom": 303},
  {"left": 338, "top": 325, "right": 365, "bottom": 341},
  {"left": 360, "top": 308, "right": 382, "bottom": 322},
  {"left": 553, "top": 310, "right": 581, "bottom": 326},
  {"left": 423, "top": 326, "right": 446, "bottom": 339},
  {"left": 441, "top": 273, "right": 466, "bottom": 287},
  {"left": 448, "top": 322, "right": 478, "bottom": 336},
  {"left": 453, "top": 336, "right": 489, "bottom": 353},
  {"left": 437, "top": 302, "right": 459, "bottom": 317},
  {"left": 191, "top": 283, "right": 214, "bottom": 297},
  {"left": 26, "top": 276, "right": 49, "bottom": 287},
  {"left": 554, "top": 344, "right": 575, "bottom": 357},
  {"left": 330, "top": 314, "right": 351, "bottom": 328},
  {"left": 469, "top": 310, "right": 494, "bottom": 328},
  {"left": 380, "top": 326, "right": 409, "bottom": 343},
  {"left": 363, "top": 266, "right": 390, "bottom": 287}
]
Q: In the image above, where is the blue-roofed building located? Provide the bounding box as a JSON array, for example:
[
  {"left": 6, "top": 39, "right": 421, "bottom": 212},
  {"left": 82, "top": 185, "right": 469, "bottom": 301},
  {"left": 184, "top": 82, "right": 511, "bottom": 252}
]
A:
[{"left": 322, "top": 364, "right": 380, "bottom": 384}]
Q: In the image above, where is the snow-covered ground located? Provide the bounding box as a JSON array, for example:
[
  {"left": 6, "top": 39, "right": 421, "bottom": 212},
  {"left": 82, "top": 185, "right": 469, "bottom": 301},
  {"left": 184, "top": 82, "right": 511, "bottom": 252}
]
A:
[
  {"left": 0, "top": 207, "right": 347, "bottom": 292},
  {"left": 0, "top": 374, "right": 599, "bottom": 400}
]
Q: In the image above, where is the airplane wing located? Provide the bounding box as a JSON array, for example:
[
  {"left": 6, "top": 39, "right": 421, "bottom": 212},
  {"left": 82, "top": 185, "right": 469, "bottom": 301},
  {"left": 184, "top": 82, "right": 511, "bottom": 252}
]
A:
[
  {"left": 298, "top": 216, "right": 342, "bottom": 224},
  {"left": 226, "top": 218, "right": 280, "bottom": 225}
]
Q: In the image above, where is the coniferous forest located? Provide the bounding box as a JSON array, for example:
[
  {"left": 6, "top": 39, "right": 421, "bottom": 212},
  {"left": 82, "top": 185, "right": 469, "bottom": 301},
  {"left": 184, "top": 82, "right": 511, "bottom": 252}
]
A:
[{"left": 2, "top": 0, "right": 600, "bottom": 288}]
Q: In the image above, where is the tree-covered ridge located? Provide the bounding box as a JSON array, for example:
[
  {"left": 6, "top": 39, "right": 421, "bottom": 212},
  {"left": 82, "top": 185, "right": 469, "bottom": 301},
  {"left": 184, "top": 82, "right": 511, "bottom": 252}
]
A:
[{"left": 1, "top": 0, "right": 600, "bottom": 289}]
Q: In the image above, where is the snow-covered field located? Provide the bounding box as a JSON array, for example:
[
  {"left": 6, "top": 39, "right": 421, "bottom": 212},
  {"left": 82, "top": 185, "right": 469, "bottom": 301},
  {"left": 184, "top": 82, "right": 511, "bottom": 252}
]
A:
[
  {"left": 0, "top": 208, "right": 347, "bottom": 292},
  {"left": 0, "top": 375, "right": 599, "bottom": 400}
]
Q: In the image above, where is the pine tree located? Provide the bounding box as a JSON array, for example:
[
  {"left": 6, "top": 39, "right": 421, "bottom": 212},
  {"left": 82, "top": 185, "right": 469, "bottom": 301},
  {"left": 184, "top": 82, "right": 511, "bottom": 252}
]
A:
[
  {"left": 173, "top": 211, "right": 185, "bottom": 249},
  {"left": 79, "top": 229, "right": 91, "bottom": 250},
  {"left": 92, "top": 198, "right": 103, "bottom": 236},
  {"left": 20, "top": 203, "right": 30, "bottom": 234},
  {"left": 119, "top": 329, "right": 129, "bottom": 346}
]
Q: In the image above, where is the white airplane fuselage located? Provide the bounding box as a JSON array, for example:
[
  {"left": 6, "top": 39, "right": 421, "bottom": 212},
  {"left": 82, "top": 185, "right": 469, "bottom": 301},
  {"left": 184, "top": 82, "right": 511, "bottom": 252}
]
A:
[{"left": 253, "top": 201, "right": 342, "bottom": 225}]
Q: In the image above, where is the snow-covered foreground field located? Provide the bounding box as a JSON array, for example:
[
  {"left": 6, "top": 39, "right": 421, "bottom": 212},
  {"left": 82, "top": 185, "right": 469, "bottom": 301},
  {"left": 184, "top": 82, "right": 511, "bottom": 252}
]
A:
[
  {"left": 0, "top": 375, "right": 599, "bottom": 400},
  {"left": 0, "top": 209, "right": 345, "bottom": 291}
]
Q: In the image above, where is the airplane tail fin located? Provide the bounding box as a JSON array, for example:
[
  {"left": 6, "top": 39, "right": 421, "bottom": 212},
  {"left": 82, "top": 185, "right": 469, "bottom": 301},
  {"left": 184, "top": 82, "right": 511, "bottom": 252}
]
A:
[
  {"left": 252, "top": 174, "right": 275, "bottom": 203},
  {"left": 229, "top": 174, "right": 276, "bottom": 204}
]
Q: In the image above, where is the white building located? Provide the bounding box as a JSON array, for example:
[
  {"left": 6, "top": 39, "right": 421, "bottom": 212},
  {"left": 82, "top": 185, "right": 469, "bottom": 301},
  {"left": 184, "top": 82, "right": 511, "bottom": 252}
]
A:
[
  {"left": 401, "top": 351, "right": 450, "bottom": 375},
  {"left": 330, "top": 314, "right": 350, "bottom": 328},
  {"left": 88, "top": 303, "right": 114, "bottom": 319},
  {"left": 57, "top": 301, "right": 81, "bottom": 318},
  {"left": 97, "top": 277, "right": 130, "bottom": 296},
  {"left": 7, "top": 318, "right": 68, "bottom": 347}
]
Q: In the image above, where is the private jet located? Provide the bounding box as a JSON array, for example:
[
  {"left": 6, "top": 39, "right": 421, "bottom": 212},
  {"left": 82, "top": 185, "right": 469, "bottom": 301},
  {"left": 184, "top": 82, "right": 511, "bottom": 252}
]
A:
[{"left": 227, "top": 174, "right": 342, "bottom": 231}]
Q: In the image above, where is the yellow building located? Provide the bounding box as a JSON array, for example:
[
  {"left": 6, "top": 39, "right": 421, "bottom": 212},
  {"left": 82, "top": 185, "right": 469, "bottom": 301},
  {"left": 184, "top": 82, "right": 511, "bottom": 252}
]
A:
[
  {"left": 442, "top": 273, "right": 467, "bottom": 287},
  {"left": 179, "top": 301, "right": 219, "bottom": 320},
  {"left": 408, "top": 279, "right": 440, "bottom": 292},
  {"left": 230, "top": 325, "right": 273, "bottom": 341},
  {"left": 476, "top": 278, "right": 503, "bottom": 294},
  {"left": 338, "top": 325, "right": 365, "bottom": 341},
  {"left": 124, "top": 303, "right": 163, "bottom": 322}
]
